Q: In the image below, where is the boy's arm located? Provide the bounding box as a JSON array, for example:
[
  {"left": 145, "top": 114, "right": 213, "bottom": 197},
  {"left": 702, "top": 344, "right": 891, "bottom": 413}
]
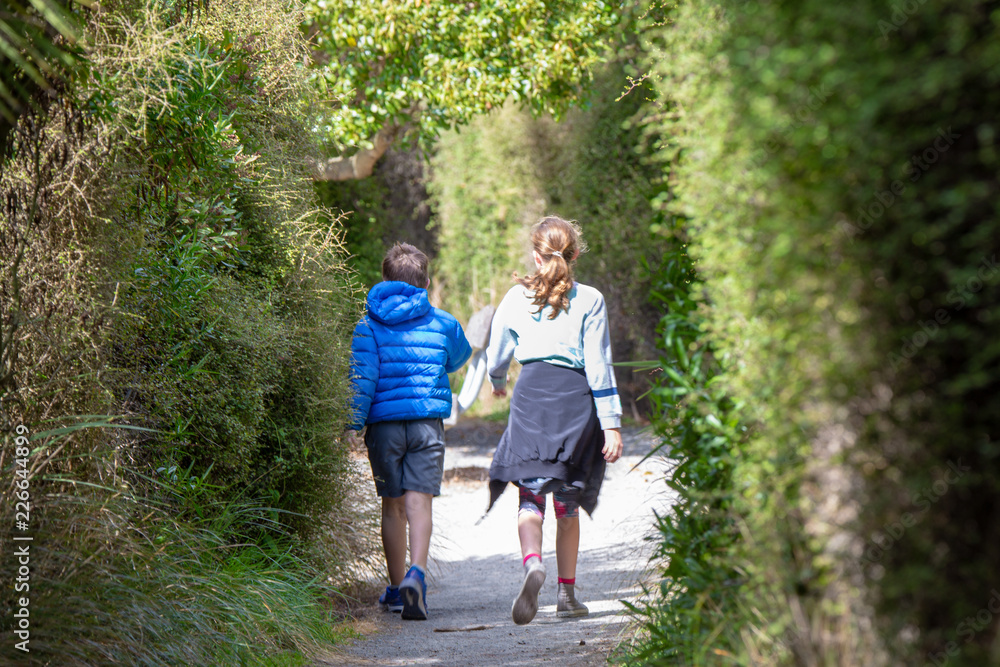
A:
[
  {"left": 486, "top": 292, "right": 517, "bottom": 392},
  {"left": 444, "top": 317, "right": 473, "bottom": 374},
  {"left": 348, "top": 318, "right": 379, "bottom": 430}
]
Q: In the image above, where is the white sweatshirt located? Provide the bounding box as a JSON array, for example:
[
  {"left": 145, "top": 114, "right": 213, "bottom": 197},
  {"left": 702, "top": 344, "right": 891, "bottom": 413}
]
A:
[{"left": 486, "top": 282, "right": 623, "bottom": 429}]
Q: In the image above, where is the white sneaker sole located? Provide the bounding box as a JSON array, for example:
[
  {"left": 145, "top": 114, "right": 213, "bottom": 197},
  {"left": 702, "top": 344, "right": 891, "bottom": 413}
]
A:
[
  {"left": 556, "top": 606, "right": 589, "bottom": 618},
  {"left": 512, "top": 565, "right": 546, "bottom": 625}
]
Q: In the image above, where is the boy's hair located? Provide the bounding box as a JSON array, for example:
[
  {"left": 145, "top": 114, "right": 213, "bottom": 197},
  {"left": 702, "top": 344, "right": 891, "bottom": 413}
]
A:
[
  {"left": 516, "top": 216, "right": 586, "bottom": 319},
  {"left": 382, "top": 242, "right": 429, "bottom": 288}
]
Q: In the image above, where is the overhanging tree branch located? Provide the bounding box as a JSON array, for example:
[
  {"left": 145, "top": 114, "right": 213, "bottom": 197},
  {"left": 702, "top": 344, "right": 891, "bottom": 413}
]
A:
[
  {"left": 310, "top": 122, "right": 398, "bottom": 181},
  {"left": 303, "top": 1, "right": 618, "bottom": 181}
]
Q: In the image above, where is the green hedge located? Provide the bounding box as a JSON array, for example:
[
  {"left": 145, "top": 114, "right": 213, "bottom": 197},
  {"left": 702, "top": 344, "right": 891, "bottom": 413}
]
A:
[
  {"left": 627, "top": 0, "right": 1000, "bottom": 664},
  {"left": 93, "top": 1, "right": 360, "bottom": 531}
]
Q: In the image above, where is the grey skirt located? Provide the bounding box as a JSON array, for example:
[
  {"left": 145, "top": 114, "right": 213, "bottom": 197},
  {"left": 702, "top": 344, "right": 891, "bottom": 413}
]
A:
[{"left": 487, "top": 361, "right": 607, "bottom": 516}]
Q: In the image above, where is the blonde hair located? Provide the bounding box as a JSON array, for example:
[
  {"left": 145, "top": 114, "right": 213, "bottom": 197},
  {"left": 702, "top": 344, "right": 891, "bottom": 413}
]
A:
[{"left": 516, "top": 216, "right": 585, "bottom": 319}]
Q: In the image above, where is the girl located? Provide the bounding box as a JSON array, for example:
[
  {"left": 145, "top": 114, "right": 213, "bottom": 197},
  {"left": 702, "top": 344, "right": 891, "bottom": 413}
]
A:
[{"left": 485, "top": 216, "right": 624, "bottom": 625}]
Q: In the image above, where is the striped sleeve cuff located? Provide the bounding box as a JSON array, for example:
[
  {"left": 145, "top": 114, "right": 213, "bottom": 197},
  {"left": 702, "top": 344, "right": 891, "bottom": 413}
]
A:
[
  {"left": 595, "top": 392, "right": 622, "bottom": 431},
  {"left": 599, "top": 414, "right": 621, "bottom": 430}
]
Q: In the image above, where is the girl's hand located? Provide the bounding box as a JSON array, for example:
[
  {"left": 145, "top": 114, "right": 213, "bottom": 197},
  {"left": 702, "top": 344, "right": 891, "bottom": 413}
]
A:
[
  {"left": 343, "top": 428, "right": 364, "bottom": 449},
  {"left": 492, "top": 387, "right": 507, "bottom": 397},
  {"left": 602, "top": 428, "right": 623, "bottom": 463}
]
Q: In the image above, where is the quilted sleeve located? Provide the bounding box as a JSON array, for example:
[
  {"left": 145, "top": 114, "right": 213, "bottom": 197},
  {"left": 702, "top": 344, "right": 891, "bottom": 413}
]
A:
[
  {"left": 445, "top": 317, "right": 473, "bottom": 374},
  {"left": 348, "top": 317, "right": 379, "bottom": 430}
]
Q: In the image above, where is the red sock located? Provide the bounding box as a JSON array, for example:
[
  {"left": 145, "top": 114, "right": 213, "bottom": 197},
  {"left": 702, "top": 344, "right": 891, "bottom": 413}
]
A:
[
  {"left": 558, "top": 577, "right": 575, "bottom": 585},
  {"left": 523, "top": 553, "right": 541, "bottom": 566}
]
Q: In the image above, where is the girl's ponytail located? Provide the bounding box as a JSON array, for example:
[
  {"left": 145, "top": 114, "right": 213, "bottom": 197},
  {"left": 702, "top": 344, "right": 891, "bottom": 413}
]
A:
[{"left": 516, "top": 216, "right": 585, "bottom": 319}]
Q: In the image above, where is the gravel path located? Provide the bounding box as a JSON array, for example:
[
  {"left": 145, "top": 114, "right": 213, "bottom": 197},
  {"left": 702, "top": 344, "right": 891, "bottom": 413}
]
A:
[{"left": 314, "top": 419, "right": 673, "bottom": 667}]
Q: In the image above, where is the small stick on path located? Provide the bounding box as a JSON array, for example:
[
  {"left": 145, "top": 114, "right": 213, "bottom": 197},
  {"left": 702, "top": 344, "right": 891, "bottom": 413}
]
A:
[{"left": 433, "top": 624, "right": 494, "bottom": 633}]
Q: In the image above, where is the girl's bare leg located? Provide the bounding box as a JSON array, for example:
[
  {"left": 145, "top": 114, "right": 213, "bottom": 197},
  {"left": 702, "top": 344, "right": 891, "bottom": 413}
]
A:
[
  {"left": 518, "top": 512, "right": 543, "bottom": 558},
  {"left": 555, "top": 516, "right": 580, "bottom": 580}
]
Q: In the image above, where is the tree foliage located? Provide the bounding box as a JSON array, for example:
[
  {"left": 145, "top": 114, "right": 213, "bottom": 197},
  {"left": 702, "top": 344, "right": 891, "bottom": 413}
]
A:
[{"left": 303, "top": 0, "right": 620, "bottom": 178}]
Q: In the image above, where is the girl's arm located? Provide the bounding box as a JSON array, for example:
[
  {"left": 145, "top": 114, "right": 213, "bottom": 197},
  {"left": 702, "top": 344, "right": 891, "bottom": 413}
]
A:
[
  {"left": 602, "top": 428, "right": 623, "bottom": 463},
  {"left": 582, "top": 292, "right": 623, "bottom": 430},
  {"left": 486, "top": 289, "right": 518, "bottom": 394}
]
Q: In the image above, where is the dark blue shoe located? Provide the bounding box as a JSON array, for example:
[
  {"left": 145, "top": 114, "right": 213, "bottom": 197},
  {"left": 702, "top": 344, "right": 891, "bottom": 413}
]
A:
[
  {"left": 379, "top": 585, "right": 403, "bottom": 612},
  {"left": 399, "top": 565, "right": 428, "bottom": 620}
]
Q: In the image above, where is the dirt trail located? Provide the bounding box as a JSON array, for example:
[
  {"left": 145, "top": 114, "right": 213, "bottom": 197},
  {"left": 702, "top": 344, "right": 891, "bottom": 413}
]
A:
[{"left": 314, "top": 419, "right": 673, "bottom": 667}]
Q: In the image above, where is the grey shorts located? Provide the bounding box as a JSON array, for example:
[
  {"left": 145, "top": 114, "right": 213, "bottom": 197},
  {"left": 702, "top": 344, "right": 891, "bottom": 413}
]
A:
[{"left": 364, "top": 418, "right": 446, "bottom": 497}]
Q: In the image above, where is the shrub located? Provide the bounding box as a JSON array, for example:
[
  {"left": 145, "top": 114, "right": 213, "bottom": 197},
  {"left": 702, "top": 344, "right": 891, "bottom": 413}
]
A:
[
  {"left": 0, "top": 1, "right": 377, "bottom": 662},
  {"left": 313, "top": 147, "right": 437, "bottom": 289},
  {"left": 618, "top": 225, "right": 747, "bottom": 665},
  {"left": 89, "top": 0, "right": 362, "bottom": 531}
]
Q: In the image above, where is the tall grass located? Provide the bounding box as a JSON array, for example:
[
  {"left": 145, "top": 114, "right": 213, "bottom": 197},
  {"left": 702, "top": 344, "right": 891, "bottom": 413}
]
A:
[{"left": 0, "top": 454, "right": 350, "bottom": 665}]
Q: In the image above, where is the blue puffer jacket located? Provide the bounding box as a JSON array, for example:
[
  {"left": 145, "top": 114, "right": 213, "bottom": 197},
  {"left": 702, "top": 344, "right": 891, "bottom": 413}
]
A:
[{"left": 349, "top": 281, "right": 472, "bottom": 429}]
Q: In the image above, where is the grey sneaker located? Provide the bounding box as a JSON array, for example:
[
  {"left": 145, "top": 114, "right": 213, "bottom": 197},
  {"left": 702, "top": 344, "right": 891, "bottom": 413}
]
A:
[
  {"left": 512, "top": 558, "right": 546, "bottom": 625},
  {"left": 557, "top": 582, "right": 589, "bottom": 618}
]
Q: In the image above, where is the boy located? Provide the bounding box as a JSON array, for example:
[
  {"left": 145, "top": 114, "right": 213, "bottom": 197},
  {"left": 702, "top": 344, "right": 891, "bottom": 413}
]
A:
[{"left": 349, "top": 243, "right": 472, "bottom": 620}]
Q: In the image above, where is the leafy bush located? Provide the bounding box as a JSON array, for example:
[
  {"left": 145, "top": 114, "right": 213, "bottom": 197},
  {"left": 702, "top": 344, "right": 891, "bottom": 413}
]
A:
[
  {"left": 90, "top": 0, "right": 362, "bottom": 531},
  {"left": 0, "top": 1, "right": 377, "bottom": 663},
  {"left": 314, "top": 177, "right": 395, "bottom": 287},
  {"left": 619, "top": 226, "right": 747, "bottom": 665},
  {"left": 313, "top": 147, "right": 437, "bottom": 288}
]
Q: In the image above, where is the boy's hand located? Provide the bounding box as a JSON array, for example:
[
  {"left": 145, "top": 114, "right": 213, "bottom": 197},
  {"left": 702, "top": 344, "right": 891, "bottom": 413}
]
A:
[
  {"left": 602, "top": 428, "right": 623, "bottom": 463},
  {"left": 492, "top": 387, "right": 507, "bottom": 397}
]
